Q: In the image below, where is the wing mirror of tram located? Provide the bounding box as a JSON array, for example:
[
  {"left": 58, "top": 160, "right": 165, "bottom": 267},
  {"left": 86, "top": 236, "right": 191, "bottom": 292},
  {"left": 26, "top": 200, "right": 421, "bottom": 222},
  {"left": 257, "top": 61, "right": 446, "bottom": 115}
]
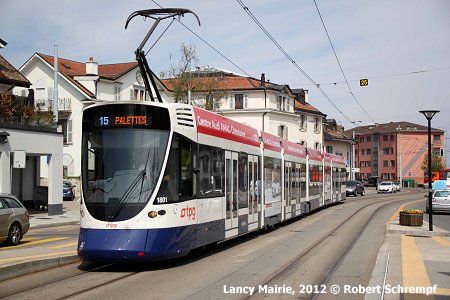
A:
[{"left": 193, "top": 168, "right": 200, "bottom": 174}]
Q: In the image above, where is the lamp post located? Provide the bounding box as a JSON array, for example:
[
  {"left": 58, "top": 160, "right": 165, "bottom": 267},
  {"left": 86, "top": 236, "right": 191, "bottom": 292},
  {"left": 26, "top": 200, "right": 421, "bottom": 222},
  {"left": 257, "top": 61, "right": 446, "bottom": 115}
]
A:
[
  {"left": 396, "top": 126, "right": 402, "bottom": 187},
  {"left": 419, "top": 110, "right": 439, "bottom": 231}
]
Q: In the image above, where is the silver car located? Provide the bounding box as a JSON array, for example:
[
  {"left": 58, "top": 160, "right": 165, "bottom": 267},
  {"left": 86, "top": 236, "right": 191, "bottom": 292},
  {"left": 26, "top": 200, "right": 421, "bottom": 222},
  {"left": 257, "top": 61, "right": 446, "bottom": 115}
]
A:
[
  {"left": 0, "top": 194, "right": 30, "bottom": 245},
  {"left": 427, "top": 190, "right": 450, "bottom": 213}
]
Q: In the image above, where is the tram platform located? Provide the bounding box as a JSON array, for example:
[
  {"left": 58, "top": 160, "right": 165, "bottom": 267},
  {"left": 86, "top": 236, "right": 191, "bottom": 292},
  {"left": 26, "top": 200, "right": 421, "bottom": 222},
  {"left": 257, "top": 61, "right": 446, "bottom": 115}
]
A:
[{"left": 1, "top": 200, "right": 450, "bottom": 299}]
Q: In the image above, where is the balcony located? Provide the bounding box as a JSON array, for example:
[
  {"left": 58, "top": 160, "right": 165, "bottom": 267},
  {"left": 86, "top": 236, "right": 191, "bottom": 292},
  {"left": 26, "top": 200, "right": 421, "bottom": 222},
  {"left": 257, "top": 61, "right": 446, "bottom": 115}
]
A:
[{"left": 35, "top": 98, "right": 72, "bottom": 112}]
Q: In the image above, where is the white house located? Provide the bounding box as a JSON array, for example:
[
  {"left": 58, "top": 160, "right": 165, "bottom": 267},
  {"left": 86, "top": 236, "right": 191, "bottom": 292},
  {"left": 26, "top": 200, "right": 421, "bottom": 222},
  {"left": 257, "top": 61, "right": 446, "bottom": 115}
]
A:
[
  {"left": 15, "top": 53, "right": 168, "bottom": 177},
  {"left": 162, "top": 69, "right": 326, "bottom": 149},
  {"left": 1, "top": 46, "right": 63, "bottom": 215}
]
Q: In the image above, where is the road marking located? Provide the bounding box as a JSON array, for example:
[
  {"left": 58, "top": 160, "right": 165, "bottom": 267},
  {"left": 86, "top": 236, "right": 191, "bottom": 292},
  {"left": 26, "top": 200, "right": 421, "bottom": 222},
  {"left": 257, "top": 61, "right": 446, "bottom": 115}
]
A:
[
  {"left": 388, "top": 199, "right": 423, "bottom": 223},
  {"left": 50, "top": 241, "right": 78, "bottom": 249},
  {"left": 401, "top": 235, "right": 431, "bottom": 288},
  {"left": 432, "top": 236, "right": 450, "bottom": 247},
  {"left": 0, "top": 237, "right": 68, "bottom": 250},
  {"left": 0, "top": 250, "right": 76, "bottom": 263}
]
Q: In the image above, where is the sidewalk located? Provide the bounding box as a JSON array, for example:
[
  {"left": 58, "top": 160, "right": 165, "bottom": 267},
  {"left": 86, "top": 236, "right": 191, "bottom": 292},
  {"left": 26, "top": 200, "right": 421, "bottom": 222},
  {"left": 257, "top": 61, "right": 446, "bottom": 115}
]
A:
[
  {"left": 0, "top": 200, "right": 81, "bottom": 281},
  {"left": 366, "top": 217, "right": 450, "bottom": 300}
]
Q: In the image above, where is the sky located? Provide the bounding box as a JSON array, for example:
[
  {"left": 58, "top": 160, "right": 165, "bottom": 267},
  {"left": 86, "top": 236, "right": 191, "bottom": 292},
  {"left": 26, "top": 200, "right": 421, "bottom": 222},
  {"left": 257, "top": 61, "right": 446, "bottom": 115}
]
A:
[{"left": 1, "top": 0, "right": 450, "bottom": 147}]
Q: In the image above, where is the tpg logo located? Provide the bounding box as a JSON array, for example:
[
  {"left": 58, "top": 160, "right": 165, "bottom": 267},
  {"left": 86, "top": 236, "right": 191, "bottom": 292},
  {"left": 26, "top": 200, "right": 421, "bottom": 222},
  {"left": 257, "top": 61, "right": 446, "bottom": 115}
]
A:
[{"left": 180, "top": 206, "right": 196, "bottom": 220}]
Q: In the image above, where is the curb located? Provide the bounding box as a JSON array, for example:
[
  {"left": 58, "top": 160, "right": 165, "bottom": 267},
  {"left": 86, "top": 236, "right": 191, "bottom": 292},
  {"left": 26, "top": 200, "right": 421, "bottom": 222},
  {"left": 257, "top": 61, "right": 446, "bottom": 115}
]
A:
[
  {"left": 0, "top": 255, "right": 81, "bottom": 281},
  {"left": 31, "top": 220, "right": 80, "bottom": 229}
]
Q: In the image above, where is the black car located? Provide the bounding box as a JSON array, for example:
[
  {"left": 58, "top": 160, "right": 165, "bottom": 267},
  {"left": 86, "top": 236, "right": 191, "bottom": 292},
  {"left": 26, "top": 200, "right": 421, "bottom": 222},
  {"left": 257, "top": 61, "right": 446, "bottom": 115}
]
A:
[{"left": 346, "top": 180, "right": 365, "bottom": 196}]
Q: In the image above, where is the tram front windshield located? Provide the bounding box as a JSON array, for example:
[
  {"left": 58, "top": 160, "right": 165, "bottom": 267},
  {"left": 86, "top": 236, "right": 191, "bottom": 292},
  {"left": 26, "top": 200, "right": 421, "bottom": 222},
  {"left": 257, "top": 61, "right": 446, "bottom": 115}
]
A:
[{"left": 82, "top": 129, "right": 169, "bottom": 221}]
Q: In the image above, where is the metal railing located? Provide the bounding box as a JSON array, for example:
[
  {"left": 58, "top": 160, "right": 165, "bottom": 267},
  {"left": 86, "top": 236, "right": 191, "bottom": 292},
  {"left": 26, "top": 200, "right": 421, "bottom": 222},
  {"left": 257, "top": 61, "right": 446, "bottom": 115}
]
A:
[{"left": 35, "top": 98, "right": 72, "bottom": 111}]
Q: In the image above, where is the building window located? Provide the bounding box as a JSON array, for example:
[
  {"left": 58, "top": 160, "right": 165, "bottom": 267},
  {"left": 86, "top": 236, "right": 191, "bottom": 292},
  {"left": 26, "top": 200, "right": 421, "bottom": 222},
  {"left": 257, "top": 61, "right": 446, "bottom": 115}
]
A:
[
  {"left": 367, "top": 136, "right": 371, "bottom": 142},
  {"left": 300, "top": 115, "right": 306, "bottom": 130},
  {"left": 362, "top": 149, "right": 365, "bottom": 155},
  {"left": 114, "top": 86, "right": 121, "bottom": 101},
  {"left": 390, "top": 160, "right": 395, "bottom": 167},
  {"left": 390, "top": 134, "right": 394, "bottom": 141},
  {"left": 383, "top": 134, "right": 388, "bottom": 141},
  {"left": 278, "top": 125, "right": 288, "bottom": 139},
  {"left": 235, "top": 94, "right": 244, "bottom": 109},
  {"left": 383, "top": 160, "right": 388, "bottom": 167},
  {"left": 314, "top": 117, "right": 320, "bottom": 132},
  {"left": 326, "top": 145, "right": 333, "bottom": 153},
  {"left": 59, "top": 119, "right": 72, "bottom": 144},
  {"left": 277, "top": 95, "right": 286, "bottom": 111},
  {"left": 360, "top": 136, "right": 365, "bottom": 143},
  {"left": 434, "top": 134, "right": 441, "bottom": 144},
  {"left": 131, "top": 88, "right": 145, "bottom": 101},
  {"left": 367, "top": 149, "right": 371, "bottom": 155}
]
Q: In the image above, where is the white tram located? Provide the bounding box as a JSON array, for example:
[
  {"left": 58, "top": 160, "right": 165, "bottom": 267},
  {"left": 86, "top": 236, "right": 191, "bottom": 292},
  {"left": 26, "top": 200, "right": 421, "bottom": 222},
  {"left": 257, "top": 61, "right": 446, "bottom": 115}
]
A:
[{"left": 77, "top": 102, "right": 347, "bottom": 261}]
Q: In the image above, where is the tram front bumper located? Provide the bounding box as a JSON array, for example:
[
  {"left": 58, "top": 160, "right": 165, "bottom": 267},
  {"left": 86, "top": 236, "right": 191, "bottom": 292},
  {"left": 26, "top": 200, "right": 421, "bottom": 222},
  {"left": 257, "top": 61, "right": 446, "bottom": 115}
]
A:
[{"left": 77, "top": 227, "right": 192, "bottom": 262}]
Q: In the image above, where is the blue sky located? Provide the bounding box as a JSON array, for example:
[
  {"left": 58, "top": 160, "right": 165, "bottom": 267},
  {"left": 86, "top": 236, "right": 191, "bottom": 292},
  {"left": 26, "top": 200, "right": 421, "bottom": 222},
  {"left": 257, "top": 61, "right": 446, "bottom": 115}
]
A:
[{"left": 1, "top": 0, "right": 450, "bottom": 145}]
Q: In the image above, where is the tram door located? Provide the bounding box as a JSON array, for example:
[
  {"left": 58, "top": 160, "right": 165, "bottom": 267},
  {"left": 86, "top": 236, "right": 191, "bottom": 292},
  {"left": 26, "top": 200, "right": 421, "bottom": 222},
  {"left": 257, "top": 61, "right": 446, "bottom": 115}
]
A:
[
  {"left": 248, "top": 155, "right": 259, "bottom": 227},
  {"left": 225, "top": 151, "right": 238, "bottom": 235}
]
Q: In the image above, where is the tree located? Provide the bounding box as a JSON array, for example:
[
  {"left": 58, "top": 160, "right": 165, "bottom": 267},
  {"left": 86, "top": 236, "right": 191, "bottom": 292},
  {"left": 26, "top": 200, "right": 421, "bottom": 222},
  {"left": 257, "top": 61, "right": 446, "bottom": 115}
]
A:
[
  {"left": 421, "top": 151, "right": 444, "bottom": 174},
  {"left": 160, "top": 44, "right": 227, "bottom": 111}
]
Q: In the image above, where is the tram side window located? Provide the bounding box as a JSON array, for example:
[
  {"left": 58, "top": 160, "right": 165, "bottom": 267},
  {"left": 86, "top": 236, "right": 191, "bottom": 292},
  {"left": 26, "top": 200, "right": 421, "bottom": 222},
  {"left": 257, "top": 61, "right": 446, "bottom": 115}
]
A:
[
  {"left": 239, "top": 152, "right": 248, "bottom": 208},
  {"left": 181, "top": 138, "right": 194, "bottom": 199},
  {"left": 199, "top": 145, "right": 224, "bottom": 197},
  {"left": 156, "top": 135, "right": 195, "bottom": 203},
  {"left": 156, "top": 135, "right": 180, "bottom": 203}
]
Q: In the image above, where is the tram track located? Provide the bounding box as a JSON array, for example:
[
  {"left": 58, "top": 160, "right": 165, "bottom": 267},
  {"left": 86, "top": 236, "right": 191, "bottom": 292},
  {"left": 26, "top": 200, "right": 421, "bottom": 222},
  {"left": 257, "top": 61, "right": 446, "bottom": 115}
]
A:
[
  {"left": 238, "top": 193, "right": 419, "bottom": 300},
  {"left": 1, "top": 193, "right": 421, "bottom": 300}
]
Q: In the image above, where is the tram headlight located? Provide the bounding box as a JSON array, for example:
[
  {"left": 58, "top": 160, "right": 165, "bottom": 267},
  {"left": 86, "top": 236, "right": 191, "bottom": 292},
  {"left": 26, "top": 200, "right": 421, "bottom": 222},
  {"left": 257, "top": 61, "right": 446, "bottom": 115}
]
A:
[{"left": 148, "top": 210, "right": 158, "bottom": 218}]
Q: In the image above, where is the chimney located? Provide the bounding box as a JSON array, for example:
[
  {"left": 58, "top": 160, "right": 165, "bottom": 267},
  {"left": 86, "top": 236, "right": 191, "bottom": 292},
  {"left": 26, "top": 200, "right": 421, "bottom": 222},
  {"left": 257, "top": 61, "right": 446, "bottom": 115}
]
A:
[
  {"left": 261, "top": 73, "right": 265, "bottom": 86},
  {"left": 304, "top": 89, "right": 309, "bottom": 103},
  {"left": 86, "top": 56, "right": 98, "bottom": 75}
]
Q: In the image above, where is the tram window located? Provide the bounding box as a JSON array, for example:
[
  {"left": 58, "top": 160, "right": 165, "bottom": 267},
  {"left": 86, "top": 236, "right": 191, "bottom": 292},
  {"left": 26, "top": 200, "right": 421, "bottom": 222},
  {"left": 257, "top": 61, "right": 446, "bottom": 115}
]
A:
[
  {"left": 300, "top": 163, "right": 306, "bottom": 198},
  {"left": 181, "top": 138, "right": 194, "bottom": 199},
  {"left": 156, "top": 135, "right": 180, "bottom": 202},
  {"left": 264, "top": 156, "right": 281, "bottom": 202},
  {"left": 198, "top": 145, "right": 224, "bottom": 197},
  {"left": 239, "top": 152, "right": 248, "bottom": 209}
]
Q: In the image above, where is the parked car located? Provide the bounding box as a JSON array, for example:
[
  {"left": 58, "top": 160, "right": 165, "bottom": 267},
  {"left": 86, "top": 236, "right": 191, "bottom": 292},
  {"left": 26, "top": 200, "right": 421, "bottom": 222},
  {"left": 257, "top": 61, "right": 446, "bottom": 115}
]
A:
[
  {"left": 426, "top": 190, "right": 450, "bottom": 213},
  {"left": 63, "top": 181, "right": 76, "bottom": 201},
  {"left": 378, "top": 181, "right": 395, "bottom": 193},
  {"left": 361, "top": 178, "right": 370, "bottom": 187},
  {"left": 393, "top": 181, "right": 401, "bottom": 192},
  {"left": 346, "top": 180, "right": 365, "bottom": 196},
  {"left": 0, "top": 194, "right": 30, "bottom": 246}
]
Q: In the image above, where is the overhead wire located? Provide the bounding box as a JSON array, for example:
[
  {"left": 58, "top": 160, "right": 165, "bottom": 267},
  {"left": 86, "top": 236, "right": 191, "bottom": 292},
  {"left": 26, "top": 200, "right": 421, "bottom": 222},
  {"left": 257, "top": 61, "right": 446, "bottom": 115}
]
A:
[
  {"left": 236, "top": 0, "right": 354, "bottom": 124},
  {"left": 313, "top": 0, "right": 375, "bottom": 124},
  {"left": 150, "top": 0, "right": 253, "bottom": 78}
]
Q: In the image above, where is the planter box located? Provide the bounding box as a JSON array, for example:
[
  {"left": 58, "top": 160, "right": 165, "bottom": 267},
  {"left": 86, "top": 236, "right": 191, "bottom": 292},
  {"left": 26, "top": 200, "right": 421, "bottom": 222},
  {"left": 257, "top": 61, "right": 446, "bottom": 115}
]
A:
[{"left": 399, "top": 213, "right": 423, "bottom": 226}]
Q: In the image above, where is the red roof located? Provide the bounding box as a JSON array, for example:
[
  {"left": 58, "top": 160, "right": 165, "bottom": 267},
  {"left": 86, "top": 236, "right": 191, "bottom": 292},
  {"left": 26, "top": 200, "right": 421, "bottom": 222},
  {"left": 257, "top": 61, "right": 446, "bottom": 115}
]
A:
[
  {"left": 37, "top": 53, "right": 138, "bottom": 98},
  {"left": 294, "top": 99, "right": 324, "bottom": 115},
  {"left": 161, "top": 74, "right": 271, "bottom": 91}
]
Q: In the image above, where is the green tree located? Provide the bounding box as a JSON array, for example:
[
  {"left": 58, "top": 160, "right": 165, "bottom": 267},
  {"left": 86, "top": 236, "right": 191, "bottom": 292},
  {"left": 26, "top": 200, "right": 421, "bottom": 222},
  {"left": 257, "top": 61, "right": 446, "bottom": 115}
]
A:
[
  {"left": 160, "top": 44, "right": 227, "bottom": 111},
  {"left": 421, "top": 151, "right": 444, "bottom": 174}
]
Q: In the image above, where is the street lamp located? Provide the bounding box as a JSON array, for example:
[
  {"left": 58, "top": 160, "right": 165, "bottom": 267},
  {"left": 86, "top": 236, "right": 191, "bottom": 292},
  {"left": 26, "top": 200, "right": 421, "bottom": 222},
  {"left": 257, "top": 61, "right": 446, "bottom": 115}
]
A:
[{"left": 419, "top": 110, "right": 439, "bottom": 231}]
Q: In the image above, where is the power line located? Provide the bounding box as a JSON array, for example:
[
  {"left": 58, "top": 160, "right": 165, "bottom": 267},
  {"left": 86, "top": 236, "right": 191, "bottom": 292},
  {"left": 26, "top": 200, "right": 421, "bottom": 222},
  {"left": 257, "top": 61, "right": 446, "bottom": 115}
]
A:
[
  {"left": 288, "top": 66, "right": 450, "bottom": 86},
  {"left": 150, "top": 0, "right": 253, "bottom": 78},
  {"left": 236, "top": 0, "right": 354, "bottom": 124},
  {"left": 313, "top": 0, "right": 375, "bottom": 124}
]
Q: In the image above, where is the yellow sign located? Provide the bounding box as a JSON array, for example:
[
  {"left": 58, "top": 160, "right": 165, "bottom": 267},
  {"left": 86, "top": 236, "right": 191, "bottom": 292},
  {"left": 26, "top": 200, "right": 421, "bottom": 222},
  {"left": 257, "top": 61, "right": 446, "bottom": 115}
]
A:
[{"left": 360, "top": 79, "right": 368, "bottom": 86}]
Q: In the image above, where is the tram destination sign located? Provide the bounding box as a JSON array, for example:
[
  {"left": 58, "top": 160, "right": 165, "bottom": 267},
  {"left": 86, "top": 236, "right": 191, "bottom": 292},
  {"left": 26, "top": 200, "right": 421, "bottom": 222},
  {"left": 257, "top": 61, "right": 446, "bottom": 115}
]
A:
[{"left": 83, "top": 104, "right": 170, "bottom": 130}]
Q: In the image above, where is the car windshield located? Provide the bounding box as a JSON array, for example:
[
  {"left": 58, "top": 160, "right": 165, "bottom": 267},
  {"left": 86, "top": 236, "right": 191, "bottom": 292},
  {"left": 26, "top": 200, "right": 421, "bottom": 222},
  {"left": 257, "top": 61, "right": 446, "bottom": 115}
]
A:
[
  {"left": 346, "top": 181, "right": 357, "bottom": 187},
  {"left": 82, "top": 128, "right": 169, "bottom": 221},
  {"left": 434, "top": 191, "right": 449, "bottom": 197},
  {"left": 63, "top": 182, "right": 70, "bottom": 188},
  {"left": 380, "top": 182, "right": 392, "bottom": 186}
]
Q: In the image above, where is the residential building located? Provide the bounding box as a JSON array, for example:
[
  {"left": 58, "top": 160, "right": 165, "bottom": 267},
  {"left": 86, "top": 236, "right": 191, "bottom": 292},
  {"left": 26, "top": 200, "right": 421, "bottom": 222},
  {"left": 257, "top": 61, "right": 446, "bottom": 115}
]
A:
[
  {"left": 345, "top": 121, "right": 445, "bottom": 185},
  {"left": 1, "top": 43, "right": 63, "bottom": 214},
  {"left": 323, "top": 119, "right": 354, "bottom": 178}
]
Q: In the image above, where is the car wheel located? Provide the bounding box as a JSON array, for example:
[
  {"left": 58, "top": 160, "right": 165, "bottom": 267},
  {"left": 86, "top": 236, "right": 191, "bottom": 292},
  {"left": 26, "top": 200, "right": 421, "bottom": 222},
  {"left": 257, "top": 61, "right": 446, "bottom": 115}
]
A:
[
  {"left": 7, "top": 223, "right": 22, "bottom": 246},
  {"left": 361, "top": 190, "right": 365, "bottom": 196}
]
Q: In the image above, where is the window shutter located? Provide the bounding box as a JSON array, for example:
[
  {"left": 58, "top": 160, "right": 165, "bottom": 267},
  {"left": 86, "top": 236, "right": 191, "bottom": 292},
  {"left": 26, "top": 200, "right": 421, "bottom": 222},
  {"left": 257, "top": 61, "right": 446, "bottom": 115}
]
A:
[
  {"left": 48, "top": 87, "right": 54, "bottom": 100},
  {"left": 130, "top": 89, "right": 135, "bottom": 100},
  {"left": 67, "top": 120, "right": 73, "bottom": 144},
  {"left": 244, "top": 94, "right": 248, "bottom": 108},
  {"left": 285, "top": 126, "right": 288, "bottom": 139},
  {"left": 230, "top": 95, "right": 233, "bottom": 108}
]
